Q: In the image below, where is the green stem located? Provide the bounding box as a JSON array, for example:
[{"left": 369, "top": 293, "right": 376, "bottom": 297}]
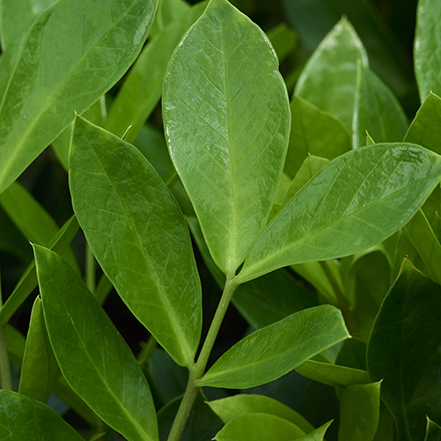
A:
[
  {"left": 0, "top": 268, "right": 12, "bottom": 391},
  {"left": 138, "top": 335, "right": 157, "bottom": 371},
  {"left": 86, "top": 244, "right": 96, "bottom": 294},
  {"left": 166, "top": 275, "right": 239, "bottom": 441},
  {"left": 319, "top": 261, "right": 359, "bottom": 337}
]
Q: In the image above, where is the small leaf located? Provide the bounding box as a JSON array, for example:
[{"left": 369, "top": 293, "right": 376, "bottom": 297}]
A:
[
  {"left": 197, "top": 305, "right": 349, "bottom": 389},
  {"left": 294, "top": 422, "right": 333, "bottom": 441},
  {"left": 18, "top": 296, "right": 61, "bottom": 403},
  {"left": 425, "top": 418, "right": 441, "bottom": 441},
  {"left": 207, "top": 394, "right": 314, "bottom": 433},
  {"left": 163, "top": 0, "right": 291, "bottom": 275},
  {"left": 34, "top": 245, "right": 159, "bottom": 441},
  {"left": 238, "top": 143, "right": 441, "bottom": 283},
  {"left": 353, "top": 63, "right": 408, "bottom": 148},
  {"left": 337, "top": 382, "right": 381, "bottom": 441},
  {"left": 295, "top": 18, "right": 368, "bottom": 133},
  {"left": 0, "top": 0, "right": 157, "bottom": 195},
  {"left": 414, "top": 0, "right": 441, "bottom": 101},
  {"left": 267, "top": 23, "right": 298, "bottom": 62},
  {"left": 405, "top": 92, "right": 441, "bottom": 155},
  {"left": 70, "top": 116, "right": 201, "bottom": 367},
  {"left": 367, "top": 259, "right": 441, "bottom": 441}
]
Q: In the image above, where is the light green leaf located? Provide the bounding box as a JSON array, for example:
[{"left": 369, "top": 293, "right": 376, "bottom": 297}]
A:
[
  {"left": 69, "top": 116, "right": 201, "bottom": 368},
  {"left": 353, "top": 63, "right": 408, "bottom": 148},
  {"left": 295, "top": 18, "right": 368, "bottom": 134},
  {"left": 405, "top": 92, "right": 441, "bottom": 155},
  {"left": 0, "top": 0, "right": 157, "bottom": 195},
  {"left": 0, "top": 215, "right": 79, "bottom": 328},
  {"left": 213, "top": 413, "right": 306, "bottom": 441},
  {"left": 337, "top": 382, "right": 381, "bottom": 441},
  {"left": 18, "top": 296, "right": 61, "bottom": 403},
  {"left": 267, "top": 23, "right": 297, "bottom": 63},
  {"left": 163, "top": 0, "right": 290, "bottom": 276},
  {"left": 0, "top": 390, "right": 84, "bottom": 441},
  {"left": 285, "top": 96, "right": 350, "bottom": 178},
  {"left": 106, "top": 2, "right": 206, "bottom": 142},
  {"left": 367, "top": 259, "right": 441, "bottom": 441},
  {"left": 197, "top": 305, "right": 349, "bottom": 389},
  {"left": 366, "top": 132, "right": 375, "bottom": 145},
  {"left": 34, "top": 245, "right": 158, "bottom": 441},
  {"left": 149, "top": 0, "right": 189, "bottom": 38},
  {"left": 238, "top": 143, "right": 441, "bottom": 283},
  {"left": 296, "top": 360, "right": 370, "bottom": 388},
  {"left": 208, "top": 394, "right": 314, "bottom": 433},
  {"left": 295, "top": 422, "right": 333, "bottom": 441},
  {"left": 403, "top": 209, "right": 441, "bottom": 285},
  {"left": 425, "top": 418, "right": 441, "bottom": 441},
  {"left": 415, "top": 0, "right": 441, "bottom": 101}
]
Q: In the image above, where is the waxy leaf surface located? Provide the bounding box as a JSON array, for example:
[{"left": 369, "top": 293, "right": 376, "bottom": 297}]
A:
[
  {"left": 34, "top": 245, "right": 158, "bottom": 441},
  {"left": 353, "top": 63, "right": 408, "bottom": 148},
  {"left": 163, "top": 0, "right": 290, "bottom": 275},
  {"left": 238, "top": 143, "right": 441, "bottom": 283},
  {"left": 70, "top": 116, "right": 201, "bottom": 367},
  {"left": 415, "top": 0, "right": 441, "bottom": 101},
  {"left": 0, "top": 390, "right": 84, "bottom": 441},
  {"left": 197, "top": 305, "right": 349, "bottom": 389},
  {"left": 0, "top": 0, "right": 156, "bottom": 195},
  {"left": 295, "top": 18, "right": 368, "bottom": 134},
  {"left": 367, "top": 260, "right": 441, "bottom": 441}
]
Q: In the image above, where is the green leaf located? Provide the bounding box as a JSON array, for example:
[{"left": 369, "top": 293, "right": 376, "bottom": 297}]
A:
[
  {"left": 415, "top": 0, "right": 441, "bottom": 101},
  {"left": 34, "top": 245, "right": 158, "bottom": 441},
  {"left": 238, "top": 143, "right": 441, "bottom": 283},
  {"left": 207, "top": 394, "right": 315, "bottom": 433},
  {"left": 353, "top": 63, "right": 408, "bottom": 148},
  {"left": 267, "top": 23, "right": 298, "bottom": 63},
  {"left": 18, "top": 296, "right": 60, "bottom": 403},
  {"left": 296, "top": 360, "right": 370, "bottom": 388},
  {"left": 162, "top": 0, "right": 291, "bottom": 276},
  {"left": 425, "top": 418, "right": 441, "bottom": 441},
  {"left": 0, "top": 215, "right": 79, "bottom": 328},
  {"left": 405, "top": 92, "right": 441, "bottom": 155},
  {"left": 0, "top": 0, "right": 157, "bottom": 195},
  {"left": 69, "top": 116, "right": 201, "bottom": 368},
  {"left": 294, "top": 422, "right": 333, "bottom": 441},
  {"left": 197, "top": 305, "right": 349, "bottom": 389},
  {"left": 335, "top": 338, "right": 367, "bottom": 371},
  {"left": 106, "top": 2, "right": 206, "bottom": 142},
  {"left": 0, "top": 390, "right": 84, "bottom": 441},
  {"left": 213, "top": 413, "right": 306, "bottom": 441},
  {"left": 367, "top": 259, "right": 441, "bottom": 441},
  {"left": 285, "top": 96, "right": 350, "bottom": 178},
  {"left": 295, "top": 18, "right": 368, "bottom": 134},
  {"left": 337, "top": 382, "right": 381, "bottom": 441},
  {"left": 5, "top": 325, "right": 26, "bottom": 368}
]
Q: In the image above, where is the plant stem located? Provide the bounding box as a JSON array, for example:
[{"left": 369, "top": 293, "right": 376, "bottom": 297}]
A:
[
  {"left": 319, "top": 261, "right": 359, "bottom": 337},
  {"left": 86, "top": 243, "right": 96, "bottom": 294},
  {"left": 166, "top": 275, "right": 239, "bottom": 441},
  {"left": 0, "top": 268, "right": 12, "bottom": 391},
  {"left": 138, "top": 335, "right": 157, "bottom": 371}
]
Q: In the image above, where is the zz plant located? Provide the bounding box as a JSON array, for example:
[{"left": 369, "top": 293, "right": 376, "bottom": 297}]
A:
[{"left": 0, "top": 0, "right": 440, "bottom": 440}]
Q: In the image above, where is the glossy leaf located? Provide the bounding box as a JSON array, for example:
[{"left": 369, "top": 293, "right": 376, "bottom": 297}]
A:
[
  {"left": 106, "top": 2, "right": 206, "bottom": 142},
  {"left": 285, "top": 96, "right": 350, "bottom": 178},
  {"left": 0, "top": 0, "right": 157, "bottom": 195},
  {"left": 405, "top": 92, "right": 441, "bottom": 155},
  {"left": 353, "top": 63, "right": 408, "bottom": 148},
  {"left": 367, "top": 259, "right": 441, "bottom": 441},
  {"left": 296, "top": 360, "right": 369, "bottom": 388},
  {"left": 0, "top": 390, "right": 84, "bottom": 441},
  {"left": 213, "top": 413, "right": 306, "bottom": 441},
  {"left": 197, "top": 305, "right": 349, "bottom": 389},
  {"left": 425, "top": 419, "right": 441, "bottom": 441},
  {"left": 19, "top": 296, "right": 60, "bottom": 403},
  {"left": 415, "top": 0, "right": 441, "bottom": 101},
  {"left": 295, "top": 18, "right": 368, "bottom": 133},
  {"left": 238, "top": 143, "right": 441, "bottom": 283},
  {"left": 207, "top": 394, "right": 315, "bottom": 433},
  {"left": 69, "top": 116, "right": 201, "bottom": 367},
  {"left": 0, "top": 215, "right": 79, "bottom": 328},
  {"left": 34, "top": 245, "right": 159, "bottom": 441},
  {"left": 163, "top": 0, "right": 291, "bottom": 276},
  {"left": 337, "top": 382, "right": 381, "bottom": 441}
]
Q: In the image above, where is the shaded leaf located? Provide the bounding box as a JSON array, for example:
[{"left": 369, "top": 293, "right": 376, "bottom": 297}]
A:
[
  {"left": 163, "top": 0, "right": 290, "bottom": 275},
  {"left": 267, "top": 23, "right": 298, "bottom": 62},
  {"left": 197, "top": 305, "right": 349, "bottom": 389},
  {"left": 425, "top": 418, "right": 441, "bottom": 441}
]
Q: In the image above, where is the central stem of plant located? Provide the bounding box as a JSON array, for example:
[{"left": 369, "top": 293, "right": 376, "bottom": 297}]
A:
[{"left": 166, "top": 275, "right": 239, "bottom": 441}]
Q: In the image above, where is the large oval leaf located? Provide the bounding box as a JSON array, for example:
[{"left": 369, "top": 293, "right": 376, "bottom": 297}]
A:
[
  {"left": 34, "top": 245, "right": 158, "bottom": 441},
  {"left": 0, "top": 0, "right": 157, "bottom": 195},
  {"left": 238, "top": 143, "right": 441, "bottom": 283},
  {"left": 197, "top": 305, "right": 349, "bottom": 389},
  {"left": 163, "top": 0, "right": 290, "bottom": 276},
  {"left": 69, "top": 116, "right": 201, "bottom": 367}
]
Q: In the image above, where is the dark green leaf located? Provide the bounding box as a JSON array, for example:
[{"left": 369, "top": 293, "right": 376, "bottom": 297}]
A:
[
  {"left": 267, "top": 23, "right": 298, "bottom": 62},
  {"left": 425, "top": 418, "right": 441, "bottom": 441}
]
